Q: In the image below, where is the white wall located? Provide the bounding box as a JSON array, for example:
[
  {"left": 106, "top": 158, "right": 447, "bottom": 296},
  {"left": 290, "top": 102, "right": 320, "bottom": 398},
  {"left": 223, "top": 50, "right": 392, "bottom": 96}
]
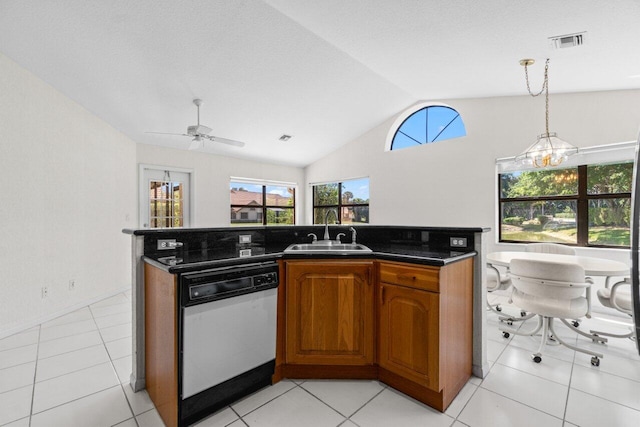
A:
[
  {"left": 136, "top": 144, "right": 305, "bottom": 227},
  {"left": 305, "top": 89, "right": 640, "bottom": 261},
  {"left": 0, "top": 53, "right": 138, "bottom": 336}
]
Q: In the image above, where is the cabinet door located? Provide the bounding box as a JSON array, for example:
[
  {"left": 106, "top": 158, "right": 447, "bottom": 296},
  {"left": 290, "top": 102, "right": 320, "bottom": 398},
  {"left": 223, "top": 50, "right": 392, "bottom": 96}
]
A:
[
  {"left": 286, "top": 261, "right": 374, "bottom": 365},
  {"left": 378, "top": 283, "right": 440, "bottom": 390}
]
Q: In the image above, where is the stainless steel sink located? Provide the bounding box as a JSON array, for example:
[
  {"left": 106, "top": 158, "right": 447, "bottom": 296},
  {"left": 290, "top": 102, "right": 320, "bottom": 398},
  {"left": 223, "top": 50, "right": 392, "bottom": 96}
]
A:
[{"left": 284, "top": 241, "right": 372, "bottom": 254}]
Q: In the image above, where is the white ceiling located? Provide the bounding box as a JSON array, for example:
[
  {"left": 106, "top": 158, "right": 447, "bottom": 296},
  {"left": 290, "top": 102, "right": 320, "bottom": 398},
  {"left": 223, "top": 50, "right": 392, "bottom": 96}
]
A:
[{"left": 1, "top": 0, "right": 639, "bottom": 167}]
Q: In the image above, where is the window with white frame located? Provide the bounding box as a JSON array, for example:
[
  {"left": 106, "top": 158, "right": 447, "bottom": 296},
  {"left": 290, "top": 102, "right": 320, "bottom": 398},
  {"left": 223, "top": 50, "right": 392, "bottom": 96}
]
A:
[
  {"left": 230, "top": 179, "right": 296, "bottom": 226},
  {"left": 498, "top": 158, "right": 633, "bottom": 248},
  {"left": 389, "top": 105, "right": 466, "bottom": 151}
]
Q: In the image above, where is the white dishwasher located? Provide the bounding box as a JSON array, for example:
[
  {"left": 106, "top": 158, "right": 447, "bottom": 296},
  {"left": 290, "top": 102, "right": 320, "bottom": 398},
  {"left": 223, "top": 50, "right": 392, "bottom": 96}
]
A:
[{"left": 179, "top": 262, "right": 278, "bottom": 426}]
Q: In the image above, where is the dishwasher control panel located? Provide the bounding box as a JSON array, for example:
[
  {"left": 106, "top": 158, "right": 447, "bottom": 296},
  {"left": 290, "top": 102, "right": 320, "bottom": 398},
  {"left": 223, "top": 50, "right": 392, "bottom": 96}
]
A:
[{"left": 181, "top": 263, "right": 279, "bottom": 306}]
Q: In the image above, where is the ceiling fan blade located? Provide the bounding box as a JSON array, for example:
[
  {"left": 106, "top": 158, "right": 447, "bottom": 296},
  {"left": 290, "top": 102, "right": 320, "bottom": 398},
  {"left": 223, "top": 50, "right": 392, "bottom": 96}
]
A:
[
  {"left": 203, "top": 135, "right": 245, "bottom": 147},
  {"left": 145, "top": 131, "right": 190, "bottom": 137}
]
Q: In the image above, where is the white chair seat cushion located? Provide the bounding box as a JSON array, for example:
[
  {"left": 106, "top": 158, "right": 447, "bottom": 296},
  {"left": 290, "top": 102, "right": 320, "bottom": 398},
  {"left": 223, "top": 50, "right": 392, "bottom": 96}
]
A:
[
  {"left": 597, "top": 288, "right": 633, "bottom": 311},
  {"left": 512, "top": 288, "right": 588, "bottom": 319}
]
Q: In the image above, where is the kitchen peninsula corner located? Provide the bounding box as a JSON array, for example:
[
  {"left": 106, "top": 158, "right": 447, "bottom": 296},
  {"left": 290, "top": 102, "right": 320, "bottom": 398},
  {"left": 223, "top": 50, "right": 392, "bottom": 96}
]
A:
[{"left": 124, "top": 225, "right": 489, "bottom": 426}]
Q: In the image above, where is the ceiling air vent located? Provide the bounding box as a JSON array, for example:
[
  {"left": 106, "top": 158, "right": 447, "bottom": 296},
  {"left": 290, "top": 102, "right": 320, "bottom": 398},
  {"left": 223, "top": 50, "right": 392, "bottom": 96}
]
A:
[{"left": 549, "top": 32, "right": 586, "bottom": 49}]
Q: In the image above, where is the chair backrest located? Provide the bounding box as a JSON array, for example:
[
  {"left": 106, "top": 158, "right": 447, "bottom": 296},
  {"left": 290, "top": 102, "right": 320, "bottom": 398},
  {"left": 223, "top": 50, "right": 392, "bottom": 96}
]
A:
[
  {"left": 509, "top": 258, "right": 587, "bottom": 300},
  {"left": 525, "top": 243, "right": 576, "bottom": 255}
]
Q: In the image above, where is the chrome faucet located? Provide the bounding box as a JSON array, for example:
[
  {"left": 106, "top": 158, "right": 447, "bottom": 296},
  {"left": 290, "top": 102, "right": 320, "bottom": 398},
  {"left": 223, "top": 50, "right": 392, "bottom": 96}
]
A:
[
  {"left": 324, "top": 209, "right": 337, "bottom": 240},
  {"left": 349, "top": 227, "right": 357, "bottom": 244},
  {"left": 307, "top": 233, "right": 318, "bottom": 243},
  {"left": 335, "top": 233, "right": 345, "bottom": 243}
]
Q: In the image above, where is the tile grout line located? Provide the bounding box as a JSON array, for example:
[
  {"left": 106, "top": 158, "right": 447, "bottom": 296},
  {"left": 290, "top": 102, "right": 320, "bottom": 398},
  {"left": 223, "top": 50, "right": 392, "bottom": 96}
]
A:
[
  {"left": 343, "top": 384, "right": 387, "bottom": 425},
  {"left": 27, "top": 324, "right": 41, "bottom": 427},
  {"left": 450, "top": 381, "right": 481, "bottom": 424},
  {"left": 480, "top": 319, "right": 568, "bottom": 424},
  {"left": 561, "top": 350, "right": 577, "bottom": 425},
  {"left": 89, "top": 296, "right": 137, "bottom": 425},
  {"left": 236, "top": 381, "right": 302, "bottom": 422},
  {"left": 295, "top": 381, "right": 361, "bottom": 420},
  {"left": 227, "top": 404, "right": 249, "bottom": 427}
]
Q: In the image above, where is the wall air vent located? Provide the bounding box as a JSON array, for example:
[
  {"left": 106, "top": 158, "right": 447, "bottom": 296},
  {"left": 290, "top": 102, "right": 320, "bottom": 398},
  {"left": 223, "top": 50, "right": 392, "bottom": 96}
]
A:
[{"left": 549, "top": 32, "right": 586, "bottom": 49}]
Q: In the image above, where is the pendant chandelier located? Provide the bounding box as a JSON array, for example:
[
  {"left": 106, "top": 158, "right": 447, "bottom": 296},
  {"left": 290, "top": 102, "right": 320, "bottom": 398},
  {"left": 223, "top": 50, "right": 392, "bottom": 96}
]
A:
[{"left": 514, "top": 58, "right": 578, "bottom": 168}]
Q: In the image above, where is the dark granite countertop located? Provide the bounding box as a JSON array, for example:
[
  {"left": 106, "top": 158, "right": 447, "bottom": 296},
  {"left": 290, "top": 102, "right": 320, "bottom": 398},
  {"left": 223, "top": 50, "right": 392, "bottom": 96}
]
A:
[{"left": 143, "top": 244, "right": 476, "bottom": 274}]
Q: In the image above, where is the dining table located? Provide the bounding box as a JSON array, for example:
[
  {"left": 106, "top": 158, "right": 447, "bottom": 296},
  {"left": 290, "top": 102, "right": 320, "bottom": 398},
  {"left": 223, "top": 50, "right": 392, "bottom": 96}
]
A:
[{"left": 486, "top": 251, "right": 630, "bottom": 278}]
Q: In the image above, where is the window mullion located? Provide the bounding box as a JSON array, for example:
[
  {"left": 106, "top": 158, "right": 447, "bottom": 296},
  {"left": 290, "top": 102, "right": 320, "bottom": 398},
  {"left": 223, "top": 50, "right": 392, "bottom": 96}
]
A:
[
  {"left": 577, "top": 165, "right": 589, "bottom": 246},
  {"left": 262, "top": 186, "right": 267, "bottom": 225}
]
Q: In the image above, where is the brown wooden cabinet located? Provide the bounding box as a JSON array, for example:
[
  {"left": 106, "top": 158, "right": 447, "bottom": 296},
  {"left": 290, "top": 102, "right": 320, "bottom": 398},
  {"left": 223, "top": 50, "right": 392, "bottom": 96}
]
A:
[
  {"left": 378, "top": 281, "right": 440, "bottom": 390},
  {"left": 377, "top": 259, "right": 473, "bottom": 411},
  {"left": 284, "top": 260, "right": 375, "bottom": 366},
  {"left": 144, "top": 263, "right": 179, "bottom": 427}
]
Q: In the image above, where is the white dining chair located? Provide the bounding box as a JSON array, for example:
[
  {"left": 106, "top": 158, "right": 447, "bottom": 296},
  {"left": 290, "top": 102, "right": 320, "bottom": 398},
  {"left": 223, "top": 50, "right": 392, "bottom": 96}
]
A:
[
  {"left": 591, "top": 277, "right": 637, "bottom": 341},
  {"left": 486, "top": 264, "right": 530, "bottom": 323},
  {"left": 525, "top": 242, "right": 576, "bottom": 255},
  {"left": 499, "top": 258, "right": 604, "bottom": 366}
]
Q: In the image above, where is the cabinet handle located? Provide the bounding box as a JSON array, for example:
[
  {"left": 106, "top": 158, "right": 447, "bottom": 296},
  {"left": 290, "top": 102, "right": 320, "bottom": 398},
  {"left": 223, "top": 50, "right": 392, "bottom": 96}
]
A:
[
  {"left": 397, "top": 274, "right": 417, "bottom": 282},
  {"left": 380, "top": 286, "right": 385, "bottom": 305}
]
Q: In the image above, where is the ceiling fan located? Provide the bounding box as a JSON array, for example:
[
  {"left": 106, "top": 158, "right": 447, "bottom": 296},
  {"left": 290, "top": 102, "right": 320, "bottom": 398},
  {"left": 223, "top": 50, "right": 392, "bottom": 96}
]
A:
[{"left": 146, "top": 99, "right": 245, "bottom": 150}]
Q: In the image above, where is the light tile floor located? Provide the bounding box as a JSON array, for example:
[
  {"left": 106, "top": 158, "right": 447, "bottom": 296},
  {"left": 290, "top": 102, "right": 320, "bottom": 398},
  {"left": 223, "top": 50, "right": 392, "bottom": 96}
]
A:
[{"left": 1, "top": 291, "right": 639, "bottom": 426}]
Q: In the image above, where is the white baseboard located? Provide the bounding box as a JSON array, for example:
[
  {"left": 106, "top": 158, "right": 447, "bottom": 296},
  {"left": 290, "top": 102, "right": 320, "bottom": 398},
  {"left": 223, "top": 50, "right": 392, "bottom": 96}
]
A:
[{"left": 0, "top": 286, "right": 130, "bottom": 340}]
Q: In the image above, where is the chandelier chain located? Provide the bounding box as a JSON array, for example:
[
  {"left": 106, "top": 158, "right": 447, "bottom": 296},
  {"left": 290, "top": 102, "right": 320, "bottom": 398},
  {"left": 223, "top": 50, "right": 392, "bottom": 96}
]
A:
[{"left": 523, "top": 58, "right": 550, "bottom": 135}]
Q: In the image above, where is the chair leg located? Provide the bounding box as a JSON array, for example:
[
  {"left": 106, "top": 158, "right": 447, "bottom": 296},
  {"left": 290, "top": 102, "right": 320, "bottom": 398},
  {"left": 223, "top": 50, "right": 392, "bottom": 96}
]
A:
[
  {"left": 531, "top": 317, "right": 551, "bottom": 363},
  {"left": 487, "top": 300, "right": 535, "bottom": 324},
  {"left": 560, "top": 318, "right": 608, "bottom": 344},
  {"left": 590, "top": 326, "right": 635, "bottom": 340},
  {"left": 499, "top": 314, "right": 543, "bottom": 339},
  {"left": 549, "top": 319, "right": 603, "bottom": 366},
  {"left": 589, "top": 314, "right": 636, "bottom": 340}
]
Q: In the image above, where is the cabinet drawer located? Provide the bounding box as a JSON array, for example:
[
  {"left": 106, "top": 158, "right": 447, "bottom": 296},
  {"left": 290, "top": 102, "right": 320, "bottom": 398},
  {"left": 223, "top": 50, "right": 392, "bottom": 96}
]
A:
[{"left": 378, "top": 262, "right": 439, "bottom": 292}]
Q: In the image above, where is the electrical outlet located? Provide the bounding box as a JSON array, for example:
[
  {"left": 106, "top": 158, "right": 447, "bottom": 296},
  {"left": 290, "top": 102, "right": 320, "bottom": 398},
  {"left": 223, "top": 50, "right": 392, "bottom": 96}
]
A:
[
  {"left": 450, "top": 237, "right": 468, "bottom": 248},
  {"left": 157, "top": 239, "right": 176, "bottom": 250},
  {"left": 41, "top": 286, "right": 48, "bottom": 298},
  {"left": 69, "top": 280, "right": 75, "bottom": 290}
]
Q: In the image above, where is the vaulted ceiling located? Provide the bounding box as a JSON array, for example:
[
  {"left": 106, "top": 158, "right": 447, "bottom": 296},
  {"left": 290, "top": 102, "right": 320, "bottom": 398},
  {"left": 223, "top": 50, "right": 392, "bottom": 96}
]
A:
[{"left": 1, "top": 0, "right": 639, "bottom": 166}]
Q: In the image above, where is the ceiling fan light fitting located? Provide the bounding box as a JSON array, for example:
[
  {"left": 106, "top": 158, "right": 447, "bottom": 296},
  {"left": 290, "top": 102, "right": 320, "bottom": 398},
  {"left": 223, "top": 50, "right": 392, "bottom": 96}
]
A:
[{"left": 189, "top": 136, "right": 203, "bottom": 151}]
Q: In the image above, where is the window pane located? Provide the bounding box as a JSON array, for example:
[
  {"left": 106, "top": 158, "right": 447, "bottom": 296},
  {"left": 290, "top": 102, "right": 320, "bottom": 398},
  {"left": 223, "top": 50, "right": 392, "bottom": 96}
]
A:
[
  {"left": 230, "top": 207, "right": 262, "bottom": 226},
  {"left": 397, "top": 108, "right": 427, "bottom": 144},
  {"left": 314, "top": 184, "right": 339, "bottom": 206},
  {"left": 266, "top": 207, "right": 294, "bottom": 225},
  {"left": 341, "top": 178, "right": 370, "bottom": 205},
  {"left": 340, "top": 206, "right": 369, "bottom": 224},
  {"left": 266, "top": 185, "right": 294, "bottom": 207},
  {"left": 501, "top": 200, "right": 577, "bottom": 244},
  {"left": 432, "top": 114, "right": 466, "bottom": 142},
  {"left": 427, "top": 107, "right": 464, "bottom": 142},
  {"left": 587, "top": 162, "right": 633, "bottom": 195},
  {"left": 149, "top": 180, "right": 183, "bottom": 229},
  {"left": 230, "top": 182, "right": 263, "bottom": 206},
  {"left": 391, "top": 131, "right": 421, "bottom": 150},
  {"left": 588, "top": 198, "right": 631, "bottom": 246},
  {"left": 500, "top": 168, "right": 578, "bottom": 198}
]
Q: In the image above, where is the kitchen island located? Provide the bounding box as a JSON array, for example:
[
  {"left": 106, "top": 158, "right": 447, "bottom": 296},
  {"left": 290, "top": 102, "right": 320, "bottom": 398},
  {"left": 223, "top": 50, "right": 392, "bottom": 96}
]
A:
[{"left": 124, "top": 225, "right": 490, "bottom": 426}]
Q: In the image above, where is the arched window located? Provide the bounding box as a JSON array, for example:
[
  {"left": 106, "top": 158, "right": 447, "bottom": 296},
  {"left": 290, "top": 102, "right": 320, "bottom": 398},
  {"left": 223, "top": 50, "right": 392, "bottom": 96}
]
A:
[{"left": 389, "top": 105, "right": 466, "bottom": 151}]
